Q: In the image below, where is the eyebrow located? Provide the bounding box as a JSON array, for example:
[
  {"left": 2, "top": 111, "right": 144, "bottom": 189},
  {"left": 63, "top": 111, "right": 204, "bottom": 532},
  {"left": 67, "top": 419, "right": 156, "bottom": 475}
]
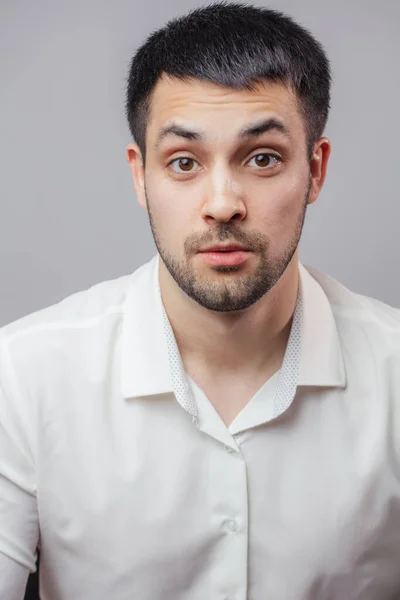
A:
[{"left": 155, "top": 117, "right": 292, "bottom": 149}]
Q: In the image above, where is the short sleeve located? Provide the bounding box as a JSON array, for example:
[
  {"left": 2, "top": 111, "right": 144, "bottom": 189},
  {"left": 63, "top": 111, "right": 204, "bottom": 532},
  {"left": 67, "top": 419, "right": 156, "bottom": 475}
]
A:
[{"left": 0, "top": 333, "right": 39, "bottom": 579}]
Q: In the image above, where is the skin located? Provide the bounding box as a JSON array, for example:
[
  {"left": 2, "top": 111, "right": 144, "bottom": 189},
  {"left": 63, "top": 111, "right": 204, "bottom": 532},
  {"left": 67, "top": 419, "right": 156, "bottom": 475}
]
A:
[{"left": 127, "top": 74, "right": 330, "bottom": 423}]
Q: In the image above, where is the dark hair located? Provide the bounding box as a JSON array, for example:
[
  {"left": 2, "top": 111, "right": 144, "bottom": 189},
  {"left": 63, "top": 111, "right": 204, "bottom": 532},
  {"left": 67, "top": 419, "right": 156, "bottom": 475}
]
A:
[{"left": 125, "top": 2, "right": 331, "bottom": 163}]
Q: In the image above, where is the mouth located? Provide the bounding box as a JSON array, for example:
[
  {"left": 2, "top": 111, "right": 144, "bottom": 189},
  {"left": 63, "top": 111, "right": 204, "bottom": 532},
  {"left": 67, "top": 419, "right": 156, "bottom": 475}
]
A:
[{"left": 198, "top": 245, "right": 251, "bottom": 267}]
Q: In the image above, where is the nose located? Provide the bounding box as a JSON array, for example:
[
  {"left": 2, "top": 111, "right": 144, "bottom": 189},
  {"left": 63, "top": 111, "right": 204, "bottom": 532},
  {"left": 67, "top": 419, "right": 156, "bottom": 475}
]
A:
[{"left": 200, "top": 170, "right": 246, "bottom": 224}]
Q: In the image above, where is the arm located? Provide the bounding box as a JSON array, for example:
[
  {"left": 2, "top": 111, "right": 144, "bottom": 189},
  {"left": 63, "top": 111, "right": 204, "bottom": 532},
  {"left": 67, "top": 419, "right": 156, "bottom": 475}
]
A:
[
  {"left": 0, "top": 336, "right": 39, "bottom": 600},
  {"left": 0, "top": 551, "right": 30, "bottom": 600}
]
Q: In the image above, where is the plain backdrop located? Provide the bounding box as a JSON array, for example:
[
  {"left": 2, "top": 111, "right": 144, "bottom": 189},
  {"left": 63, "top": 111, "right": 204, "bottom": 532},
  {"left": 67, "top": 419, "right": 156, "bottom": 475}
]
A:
[{"left": 1, "top": 0, "right": 399, "bottom": 328}]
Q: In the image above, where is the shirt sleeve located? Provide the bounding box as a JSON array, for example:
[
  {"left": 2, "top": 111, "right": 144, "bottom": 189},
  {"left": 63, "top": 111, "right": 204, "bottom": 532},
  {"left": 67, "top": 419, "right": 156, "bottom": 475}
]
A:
[
  {"left": 0, "top": 550, "right": 30, "bottom": 600},
  {"left": 0, "top": 334, "right": 39, "bottom": 598}
]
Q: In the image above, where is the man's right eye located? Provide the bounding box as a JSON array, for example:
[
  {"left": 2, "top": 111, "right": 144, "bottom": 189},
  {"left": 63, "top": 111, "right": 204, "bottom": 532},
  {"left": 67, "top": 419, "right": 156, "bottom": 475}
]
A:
[{"left": 169, "top": 157, "right": 200, "bottom": 173}]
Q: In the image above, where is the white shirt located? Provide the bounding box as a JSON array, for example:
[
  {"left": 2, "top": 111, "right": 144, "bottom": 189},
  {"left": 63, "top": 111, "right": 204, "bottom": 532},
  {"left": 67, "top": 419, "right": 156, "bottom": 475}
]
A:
[{"left": 1, "top": 253, "right": 400, "bottom": 600}]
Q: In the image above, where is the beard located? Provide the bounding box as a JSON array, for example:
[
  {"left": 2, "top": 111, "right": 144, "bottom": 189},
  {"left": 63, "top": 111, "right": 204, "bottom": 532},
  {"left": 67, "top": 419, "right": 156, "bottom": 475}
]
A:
[{"left": 145, "top": 178, "right": 311, "bottom": 313}]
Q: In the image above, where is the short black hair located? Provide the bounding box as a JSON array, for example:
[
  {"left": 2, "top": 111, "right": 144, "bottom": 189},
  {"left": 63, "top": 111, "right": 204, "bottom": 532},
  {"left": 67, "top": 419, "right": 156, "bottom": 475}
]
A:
[{"left": 125, "top": 2, "right": 331, "bottom": 163}]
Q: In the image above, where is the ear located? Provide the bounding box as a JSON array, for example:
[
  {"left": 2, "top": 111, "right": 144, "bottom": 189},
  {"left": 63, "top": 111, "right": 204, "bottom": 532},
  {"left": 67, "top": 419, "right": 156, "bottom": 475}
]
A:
[
  {"left": 126, "top": 143, "right": 147, "bottom": 211},
  {"left": 307, "top": 137, "right": 331, "bottom": 206}
]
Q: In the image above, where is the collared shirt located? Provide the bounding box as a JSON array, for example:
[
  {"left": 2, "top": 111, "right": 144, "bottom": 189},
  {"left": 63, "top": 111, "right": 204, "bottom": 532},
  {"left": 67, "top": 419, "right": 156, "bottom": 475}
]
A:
[{"left": 1, "top": 253, "right": 400, "bottom": 600}]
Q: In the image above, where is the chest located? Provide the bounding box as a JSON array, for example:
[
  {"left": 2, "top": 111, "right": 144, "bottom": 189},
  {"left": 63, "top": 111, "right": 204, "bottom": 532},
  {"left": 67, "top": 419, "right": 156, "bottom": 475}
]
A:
[{"left": 37, "top": 387, "right": 400, "bottom": 599}]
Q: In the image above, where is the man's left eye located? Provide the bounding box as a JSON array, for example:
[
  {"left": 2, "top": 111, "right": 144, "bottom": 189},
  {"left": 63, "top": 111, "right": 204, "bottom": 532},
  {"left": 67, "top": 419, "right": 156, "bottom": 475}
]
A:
[{"left": 247, "top": 154, "right": 280, "bottom": 168}]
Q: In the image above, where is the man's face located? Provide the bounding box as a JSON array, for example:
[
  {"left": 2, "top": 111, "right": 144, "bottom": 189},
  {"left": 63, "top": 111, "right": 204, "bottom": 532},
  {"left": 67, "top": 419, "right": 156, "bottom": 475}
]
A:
[{"left": 135, "top": 76, "right": 317, "bottom": 312}]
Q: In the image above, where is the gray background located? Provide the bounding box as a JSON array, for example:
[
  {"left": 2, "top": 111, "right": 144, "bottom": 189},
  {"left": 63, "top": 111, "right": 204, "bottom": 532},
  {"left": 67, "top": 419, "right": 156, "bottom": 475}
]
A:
[{"left": 1, "top": 0, "right": 399, "bottom": 328}]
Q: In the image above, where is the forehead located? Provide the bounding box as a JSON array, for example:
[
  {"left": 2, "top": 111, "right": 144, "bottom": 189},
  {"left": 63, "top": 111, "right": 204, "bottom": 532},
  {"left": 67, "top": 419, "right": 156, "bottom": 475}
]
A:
[{"left": 146, "top": 75, "right": 304, "bottom": 142}]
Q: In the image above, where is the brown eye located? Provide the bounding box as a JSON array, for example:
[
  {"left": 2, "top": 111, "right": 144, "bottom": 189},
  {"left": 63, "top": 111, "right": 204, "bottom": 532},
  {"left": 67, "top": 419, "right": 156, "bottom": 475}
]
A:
[
  {"left": 169, "top": 157, "right": 199, "bottom": 173},
  {"left": 178, "top": 158, "right": 194, "bottom": 171},
  {"left": 248, "top": 153, "right": 279, "bottom": 168}
]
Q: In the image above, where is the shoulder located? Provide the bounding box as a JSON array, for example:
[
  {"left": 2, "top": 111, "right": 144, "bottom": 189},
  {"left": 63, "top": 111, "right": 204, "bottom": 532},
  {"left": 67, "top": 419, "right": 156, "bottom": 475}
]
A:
[
  {"left": 0, "top": 258, "right": 154, "bottom": 343},
  {"left": 305, "top": 264, "right": 400, "bottom": 348},
  {"left": 0, "top": 257, "right": 155, "bottom": 376},
  {"left": 1, "top": 273, "right": 130, "bottom": 343}
]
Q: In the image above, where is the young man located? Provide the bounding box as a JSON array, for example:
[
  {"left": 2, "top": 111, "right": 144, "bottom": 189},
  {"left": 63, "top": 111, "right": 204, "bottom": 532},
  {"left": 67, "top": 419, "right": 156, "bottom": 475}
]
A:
[{"left": 1, "top": 3, "right": 400, "bottom": 599}]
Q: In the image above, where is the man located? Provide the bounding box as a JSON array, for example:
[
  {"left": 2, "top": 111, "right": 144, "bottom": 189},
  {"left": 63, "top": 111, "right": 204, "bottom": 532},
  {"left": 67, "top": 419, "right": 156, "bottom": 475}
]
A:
[{"left": 1, "top": 3, "right": 400, "bottom": 599}]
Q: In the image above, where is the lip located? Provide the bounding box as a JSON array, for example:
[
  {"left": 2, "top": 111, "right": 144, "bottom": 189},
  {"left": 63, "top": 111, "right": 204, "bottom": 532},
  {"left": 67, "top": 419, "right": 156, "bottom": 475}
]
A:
[{"left": 198, "top": 248, "right": 251, "bottom": 266}]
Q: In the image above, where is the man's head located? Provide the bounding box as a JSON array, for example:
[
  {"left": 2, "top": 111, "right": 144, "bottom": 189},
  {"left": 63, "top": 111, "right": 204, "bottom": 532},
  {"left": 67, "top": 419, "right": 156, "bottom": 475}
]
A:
[{"left": 125, "top": 2, "right": 332, "bottom": 312}]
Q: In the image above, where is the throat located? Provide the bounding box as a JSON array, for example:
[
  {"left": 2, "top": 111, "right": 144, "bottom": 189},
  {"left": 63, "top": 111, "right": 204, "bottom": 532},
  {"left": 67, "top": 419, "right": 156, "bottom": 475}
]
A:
[{"left": 186, "top": 364, "right": 281, "bottom": 428}]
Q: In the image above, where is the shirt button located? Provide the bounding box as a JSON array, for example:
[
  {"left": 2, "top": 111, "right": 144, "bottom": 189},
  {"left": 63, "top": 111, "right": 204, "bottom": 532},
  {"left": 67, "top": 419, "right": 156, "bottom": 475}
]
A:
[
  {"left": 224, "top": 444, "right": 234, "bottom": 453},
  {"left": 224, "top": 519, "right": 238, "bottom": 532}
]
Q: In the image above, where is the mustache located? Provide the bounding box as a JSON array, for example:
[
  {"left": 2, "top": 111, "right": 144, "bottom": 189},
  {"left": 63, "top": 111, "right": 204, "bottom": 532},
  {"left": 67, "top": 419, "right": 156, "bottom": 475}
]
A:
[{"left": 184, "top": 225, "right": 268, "bottom": 254}]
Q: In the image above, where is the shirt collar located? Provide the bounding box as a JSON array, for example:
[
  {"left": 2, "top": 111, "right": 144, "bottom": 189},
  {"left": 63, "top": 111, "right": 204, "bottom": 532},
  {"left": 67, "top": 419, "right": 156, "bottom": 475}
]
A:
[{"left": 121, "top": 253, "right": 346, "bottom": 404}]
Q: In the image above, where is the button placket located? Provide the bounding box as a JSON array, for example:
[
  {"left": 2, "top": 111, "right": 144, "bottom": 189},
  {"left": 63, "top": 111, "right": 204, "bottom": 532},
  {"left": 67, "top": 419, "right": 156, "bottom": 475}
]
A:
[
  {"left": 209, "top": 445, "right": 248, "bottom": 600},
  {"left": 224, "top": 518, "right": 238, "bottom": 533}
]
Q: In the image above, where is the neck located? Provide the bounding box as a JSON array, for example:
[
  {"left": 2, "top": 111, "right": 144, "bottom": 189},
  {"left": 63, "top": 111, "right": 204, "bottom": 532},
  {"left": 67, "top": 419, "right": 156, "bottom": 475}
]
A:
[{"left": 158, "top": 253, "right": 299, "bottom": 379}]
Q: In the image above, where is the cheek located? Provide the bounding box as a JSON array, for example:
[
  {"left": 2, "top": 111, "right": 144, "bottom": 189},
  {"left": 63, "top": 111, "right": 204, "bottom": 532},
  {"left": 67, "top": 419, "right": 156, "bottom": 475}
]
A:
[
  {"left": 252, "top": 178, "right": 306, "bottom": 231},
  {"left": 147, "top": 181, "right": 193, "bottom": 240},
  {"left": 277, "top": 185, "right": 306, "bottom": 223}
]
